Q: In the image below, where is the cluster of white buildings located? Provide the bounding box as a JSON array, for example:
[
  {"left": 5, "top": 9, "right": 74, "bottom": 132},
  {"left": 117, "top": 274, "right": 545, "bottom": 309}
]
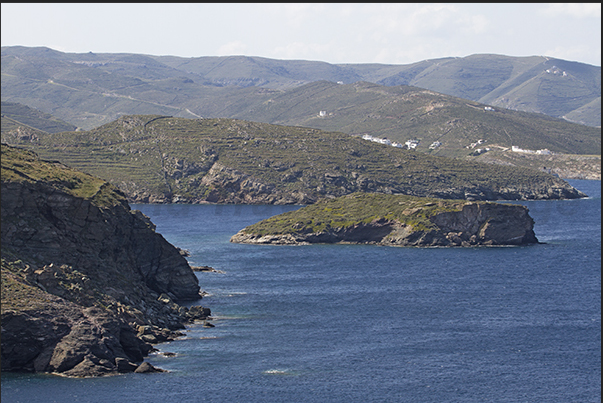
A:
[
  {"left": 545, "top": 66, "right": 568, "bottom": 77},
  {"left": 405, "top": 139, "right": 420, "bottom": 149},
  {"left": 511, "top": 146, "right": 553, "bottom": 155},
  {"left": 361, "top": 134, "right": 419, "bottom": 149},
  {"left": 359, "top": 134, "right": 447, "bottom": 151}
]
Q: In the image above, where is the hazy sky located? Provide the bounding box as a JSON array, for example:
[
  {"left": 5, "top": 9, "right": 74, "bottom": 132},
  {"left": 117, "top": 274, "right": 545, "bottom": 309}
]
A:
[{"left": 1, "top": 3, "right": 601, "bottom": 66}]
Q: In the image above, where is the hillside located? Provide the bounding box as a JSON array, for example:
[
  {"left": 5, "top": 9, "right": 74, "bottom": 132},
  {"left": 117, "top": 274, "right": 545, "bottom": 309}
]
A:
[
  {"left": 153, "top": 53, "right": 602, "bottom": 127},
  {"left": 1, "top": 101, "right": 77, "bottom": 133},
  {"left": 1, "top": 115, "right": 585, "bottom": 204},
  {"left": 1, "top": 144, "right": 210, "bottom": 377},
  {"left": 2, "top": 46, "right": 600, "bottom": 129},
  {"left": 228, "top": 80, "right": 601, "bottom": 157}
]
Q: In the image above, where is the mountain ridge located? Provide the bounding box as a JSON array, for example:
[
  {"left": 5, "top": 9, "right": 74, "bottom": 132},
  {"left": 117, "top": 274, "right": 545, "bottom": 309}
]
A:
[{"left": 2, "top": 46, "right": 600, "bottom": 129}]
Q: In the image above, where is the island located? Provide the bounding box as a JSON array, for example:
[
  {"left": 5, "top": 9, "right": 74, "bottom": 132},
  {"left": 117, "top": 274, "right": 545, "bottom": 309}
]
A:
[{"left": 230, "top": 193, "right": 539, "bottom": 247}]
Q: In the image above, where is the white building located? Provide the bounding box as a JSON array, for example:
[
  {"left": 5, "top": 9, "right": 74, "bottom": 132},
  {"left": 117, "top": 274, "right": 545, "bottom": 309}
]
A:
[
  {"left": 511, "top": 146, "right": 553, "bottom": 155},
  {"left": 468, "top": 139, "right": 486, "bottom": 149},
  {"left": 405, "top": 139, "right": 419, "bottom": 149}
]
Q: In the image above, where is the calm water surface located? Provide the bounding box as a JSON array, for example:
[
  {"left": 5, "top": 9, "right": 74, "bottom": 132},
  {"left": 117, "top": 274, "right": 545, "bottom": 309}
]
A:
[{"left": 2, "top": 180, "right": 600, "bottom": 403}]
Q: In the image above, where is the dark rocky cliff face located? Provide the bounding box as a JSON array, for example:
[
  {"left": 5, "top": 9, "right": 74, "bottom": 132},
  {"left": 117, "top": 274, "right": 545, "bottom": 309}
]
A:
[
  {"left": 1, "top": 181, "right": 201, "bottom": 301},
  {"left": 1, "top": 145, "right": 209, "bottom": 377}
]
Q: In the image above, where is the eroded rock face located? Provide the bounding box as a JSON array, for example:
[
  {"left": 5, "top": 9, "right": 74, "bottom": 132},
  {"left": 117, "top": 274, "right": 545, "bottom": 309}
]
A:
[
  {"left": 1, "top": 152, "right": 207, "bottom": 377},
  {"left": 429, "top": 203, "right": 537, "bottom": 245},
  {"left": 1, "top": 181, "right": 201, "bottom": 302},
  {"left": 199, "top": 162, "right": 315, "bottom": 204},
  {"left": 1, "top": 270, "right": 152, "bottom": 377}
]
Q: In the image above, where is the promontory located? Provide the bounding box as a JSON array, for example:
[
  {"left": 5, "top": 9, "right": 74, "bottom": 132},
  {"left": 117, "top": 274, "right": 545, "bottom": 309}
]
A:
[
  {"left": 230, "top": 193, "right": 539, "bottom": 247},
  {"left": 1, "top": 144, "right": 211, "bottom": 377}
]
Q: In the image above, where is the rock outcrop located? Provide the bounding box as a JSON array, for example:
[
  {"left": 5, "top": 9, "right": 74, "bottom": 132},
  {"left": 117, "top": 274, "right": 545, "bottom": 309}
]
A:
[
  {"left": 230, "top": 193, "right": 538, "bottom": 247},
  {"left": 1, "top": 144, "right": 211, "bottom": 377}
]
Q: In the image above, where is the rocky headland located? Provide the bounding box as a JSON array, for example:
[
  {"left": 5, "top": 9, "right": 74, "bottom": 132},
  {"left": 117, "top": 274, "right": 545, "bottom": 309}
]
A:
[
  {"left": 2, "top": 116, "right": 587, "bottom": 206},
  {"left": 230, "top": 193, "right": 538, "bottom": 247},
  {"left": 1, "top": 144, "right": 211, "bottom": 377}
]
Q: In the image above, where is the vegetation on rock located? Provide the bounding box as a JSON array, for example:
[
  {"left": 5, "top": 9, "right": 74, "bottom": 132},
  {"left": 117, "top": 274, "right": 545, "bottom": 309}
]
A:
[{"left": 231, "top": 192, "right": 538, "bottom": 247}]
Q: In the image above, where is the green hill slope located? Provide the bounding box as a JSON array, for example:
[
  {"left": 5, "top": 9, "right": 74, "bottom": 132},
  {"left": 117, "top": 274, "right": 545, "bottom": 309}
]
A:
[
  {"left": 2, "top": 115, "right": 585, "bottom": 204},
  {"left": 371, "top": 54, "right": 601, "bottom": 126}
]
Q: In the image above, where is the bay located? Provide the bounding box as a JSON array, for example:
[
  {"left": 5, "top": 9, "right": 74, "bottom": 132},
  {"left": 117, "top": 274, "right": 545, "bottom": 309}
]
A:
[{"left": 2, "top": 179, "right": 600, "bottom": 403}]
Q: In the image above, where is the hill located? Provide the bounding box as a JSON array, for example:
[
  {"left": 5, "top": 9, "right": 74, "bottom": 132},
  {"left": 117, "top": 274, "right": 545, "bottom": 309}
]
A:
[
  {"left": 1, "top": 115, "right": 585, "bottom": 204},
  {"left": 228, "top": 80, "right": 601, "bottom": 157},
  {"left": 2, "top": 46, "right": 600, "bottom": 129},
  {"left": 1, "top": 144, "right": 210, "bottom": 377},
  {"left": 152, "top": 53, "right": 601, "bottom": 127},
  {"left": 1, "top": 101, "right": 77, "bottom": 134}
]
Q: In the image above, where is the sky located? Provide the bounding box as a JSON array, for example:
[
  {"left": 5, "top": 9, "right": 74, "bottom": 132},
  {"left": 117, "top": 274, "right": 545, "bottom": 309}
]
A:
[{"left": 1, "top": 3, "right": 601, "bottom": 66}]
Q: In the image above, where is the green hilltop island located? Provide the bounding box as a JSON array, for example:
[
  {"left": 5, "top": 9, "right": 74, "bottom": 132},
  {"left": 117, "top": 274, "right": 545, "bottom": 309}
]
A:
[{"left": 231, "top": 193, "right": 539, "bottom": 247}]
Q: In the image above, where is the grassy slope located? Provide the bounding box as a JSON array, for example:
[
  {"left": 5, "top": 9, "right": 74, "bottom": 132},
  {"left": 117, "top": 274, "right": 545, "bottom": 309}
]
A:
[
  {"left": 230, "top": 81, "right": 601, "bottom": 157},
  {"left": 1, "top": 101, "right": 77, "bottom": 133}
]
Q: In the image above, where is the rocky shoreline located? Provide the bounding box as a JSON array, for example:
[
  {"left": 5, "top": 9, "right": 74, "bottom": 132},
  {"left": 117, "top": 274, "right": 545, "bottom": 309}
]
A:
[{"left": 1, "top": 145, "right": 212, "bottom": 377}]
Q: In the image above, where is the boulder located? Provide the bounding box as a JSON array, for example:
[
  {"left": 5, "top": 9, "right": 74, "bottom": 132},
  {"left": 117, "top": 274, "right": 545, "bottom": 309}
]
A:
[{"left": 134, "top": 362, "right": 165, "bottom": 373}]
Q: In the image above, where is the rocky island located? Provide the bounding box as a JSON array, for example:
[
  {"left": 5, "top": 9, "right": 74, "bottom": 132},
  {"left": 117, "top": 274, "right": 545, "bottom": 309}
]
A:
[
  {"left": 1, "top": 144, "right": 211, "bottom": 377},
  {"left": 230, "top": 193, "right": 538, "bottom": 247}
]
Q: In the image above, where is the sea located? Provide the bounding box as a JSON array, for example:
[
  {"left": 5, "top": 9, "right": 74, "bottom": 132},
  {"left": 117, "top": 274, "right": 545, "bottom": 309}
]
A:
[{"left": 1, "top": 179, "right": 600, "bottom": 403}]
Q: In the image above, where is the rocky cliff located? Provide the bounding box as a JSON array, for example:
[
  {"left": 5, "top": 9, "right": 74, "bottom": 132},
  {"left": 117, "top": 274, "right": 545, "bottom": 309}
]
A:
[
  {"left": 230, "top": 193, "right": 538, "bottom": 247},
  {"left": 1, "top": 144, "right": 210, "bottom": 377}
]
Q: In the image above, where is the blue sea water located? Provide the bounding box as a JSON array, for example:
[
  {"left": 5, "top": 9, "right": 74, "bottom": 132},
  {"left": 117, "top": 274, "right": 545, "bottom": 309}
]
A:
[{"left": 2, "top": 179, "right": 600, "bottom": 403}]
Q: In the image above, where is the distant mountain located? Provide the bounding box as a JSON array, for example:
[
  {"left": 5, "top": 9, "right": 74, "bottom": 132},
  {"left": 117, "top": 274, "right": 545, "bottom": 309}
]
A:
[
  {"left": 1, "top": 101, "right": 77, "bottom": 134},
  {"left": 2, "top": 46, "right": 600, "bottom": 129}
]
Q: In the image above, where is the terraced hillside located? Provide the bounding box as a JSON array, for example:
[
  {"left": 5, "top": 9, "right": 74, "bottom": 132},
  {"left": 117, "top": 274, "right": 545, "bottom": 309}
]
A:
[{"left": 2, "top": 115, "right": 585, "bottom": 204}]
